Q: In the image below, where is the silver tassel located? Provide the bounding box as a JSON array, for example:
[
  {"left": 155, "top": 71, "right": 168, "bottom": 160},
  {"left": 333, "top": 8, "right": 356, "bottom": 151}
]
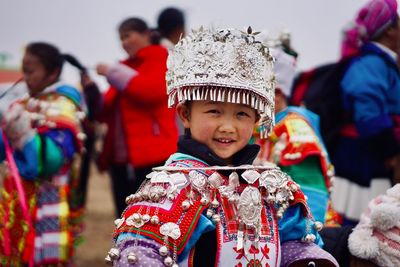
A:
[
  {"left": 192, "top": 88, "right": 197, "bottom": 100},
  {"left": 217, "top": 90, "right": 222, "bottom": 102},
  {"left": 197, "top": 88, "right": 201, "bottom": 100}
]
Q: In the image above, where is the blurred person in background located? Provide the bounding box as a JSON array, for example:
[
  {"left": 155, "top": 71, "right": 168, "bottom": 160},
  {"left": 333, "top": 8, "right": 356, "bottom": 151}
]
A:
[
  {"left": 94, "top": 17, "right": 179, "bottom": 217},
  {"left": 157, "top": 7, "right": 186, "bottom": 135},
  {"left": 331, "top": 0, "right": 400, "bottom": 226},
  {"left": 254, "top": 48, "right": 338, "bottom": 226},
  {"left": 157, "top": 7, "right": 186, "bottom": 51},
  {"left": 0, "top": 42, "right": 85, "bottom": 266}
]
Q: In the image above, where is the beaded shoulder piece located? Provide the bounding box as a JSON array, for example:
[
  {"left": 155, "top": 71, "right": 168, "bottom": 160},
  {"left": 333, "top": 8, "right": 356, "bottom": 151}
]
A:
[{"left": 109, "top": 161, "right": 310, "bottom": 266}]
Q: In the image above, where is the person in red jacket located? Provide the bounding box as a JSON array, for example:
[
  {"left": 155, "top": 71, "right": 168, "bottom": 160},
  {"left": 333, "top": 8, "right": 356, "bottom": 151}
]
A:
[{"left": 95, "top": 17, "right": 179, "bottom": 216}]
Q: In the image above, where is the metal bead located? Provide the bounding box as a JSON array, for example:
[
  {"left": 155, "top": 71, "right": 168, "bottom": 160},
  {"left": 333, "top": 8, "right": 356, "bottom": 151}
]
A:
[
  {"left": 167, "top": 194, "right": 175, "bottom": 201},
  {"left": 142, "top": 214, "right": 151, "bottom": 223},
  {"left": 141, "top": 192, "right": 149, "bottom": 200},
  {"left": 114, "top": 218, "right": 122, "bottom": 227},
  {"left": 151, "top": 215, "right": 160, "bottom": 224},
  {"left": 290, "top": 183, "right": 298, "bottom": 192},
  {"left": 200, "top": 197, "right": 209, "bottom": 205},
  {"left": 206, "top": 209, "right": 214, "bottom": 218},
  {"left": 132, "top": 213, "right": 141, "bottom": 222},
  {"left": 211, "top": 199, "right": 219, "bottom": 208},
  {"left": 135, "top": 192, "right": 143, "bottom": 201},
  {"left": 159, "top": 245, "right": 169, "bottom": 256},
  {"left": 182, "top": 200, "right": 191, "bottom": 210},
  {"left": 108, "top": 247, "right": 120, "bottom": 259},
  {"left": 127, "top": 252, "right": 138, "bottom": 264},
  {"left": 164, "top": 256, "right": 174, "bottom": 266},
  {"left": 277, "top": 210, "right": 283, "bottom": 218},
  {"left": 150, "top": 192, "right": 160, "bottom": 202},
  {"left": 212, "top": 214, "right": 221, "bottom": 223},
  {"left": 160, "top": 188, "right": 167, "bottom": 197},
  {"left": 125, "top": 195, "right": 133, "bottom": 204},
  {"left": 105, "top": 254, "right": 113, "bottom": 266},
  {"left": 303, "top": 234, "right": 316, "bottom": 243},
  {"left": 314, "top": 221, "right": 324, "bottom": 231}
]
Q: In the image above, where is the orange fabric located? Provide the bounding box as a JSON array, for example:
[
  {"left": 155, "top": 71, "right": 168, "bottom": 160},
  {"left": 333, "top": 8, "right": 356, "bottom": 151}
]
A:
[{"left": 98, "top": 45, "right": 178, "bottom": 169}]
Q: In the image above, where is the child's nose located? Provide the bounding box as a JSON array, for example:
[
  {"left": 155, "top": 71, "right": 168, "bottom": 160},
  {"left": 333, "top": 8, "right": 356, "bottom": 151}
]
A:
[{"left": 218, "top": 119, "right": 235, "bottom": 133}]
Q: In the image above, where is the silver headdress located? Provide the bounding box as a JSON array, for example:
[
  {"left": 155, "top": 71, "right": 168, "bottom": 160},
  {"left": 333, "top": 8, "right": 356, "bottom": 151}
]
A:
[{"left": 166, "top": 27, "right": 276, "bottom": 137}]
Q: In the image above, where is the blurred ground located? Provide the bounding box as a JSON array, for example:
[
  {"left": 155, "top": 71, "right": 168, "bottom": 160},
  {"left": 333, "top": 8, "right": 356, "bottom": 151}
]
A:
[{"left": 75, "top": 164, "right": 115, "bottom": 267}]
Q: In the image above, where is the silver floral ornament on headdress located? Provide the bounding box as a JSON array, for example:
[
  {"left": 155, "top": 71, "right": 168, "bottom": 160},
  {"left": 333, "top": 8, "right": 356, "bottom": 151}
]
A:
[{"left": 166, "top": 26, "right": 276, "bottom": 137}]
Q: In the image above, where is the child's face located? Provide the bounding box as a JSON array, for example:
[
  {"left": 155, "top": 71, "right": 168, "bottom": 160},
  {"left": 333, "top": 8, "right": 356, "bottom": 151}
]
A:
[
  {"left": 22, "top": 52, "right": 57, "bottom": 96},
  {"left": 178, "top": 101, "right": 257, "bottom": 164}
]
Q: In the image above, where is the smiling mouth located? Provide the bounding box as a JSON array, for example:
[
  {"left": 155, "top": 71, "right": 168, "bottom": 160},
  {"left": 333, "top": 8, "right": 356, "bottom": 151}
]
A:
[{"left": 214, "top": 138, "right": 235, "bottom": 144}]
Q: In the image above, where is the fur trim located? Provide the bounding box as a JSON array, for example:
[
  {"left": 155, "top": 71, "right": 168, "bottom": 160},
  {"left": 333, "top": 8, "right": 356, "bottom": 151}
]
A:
[
  {"left": 370, "top": 203, "right": 400, "bottom": 231},
  {"left": 386, "top": 184, "right": 400, "bottom": 199},
  {"left": 348, "top": 228, "right": 379, "bottom": 259}
]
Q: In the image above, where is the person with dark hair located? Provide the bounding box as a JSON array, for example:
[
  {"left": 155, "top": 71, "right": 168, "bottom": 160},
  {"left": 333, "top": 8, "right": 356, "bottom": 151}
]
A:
[
  {"left": 94, "top": 17, "right": 179, "bottom": 217},
  {"left": 331, "top": 0, "right": 400, "bottom": 226},
  {"left": 157, "top": 7, "right": 185, "bottom": 50},
  {"left": 0, "top": 42, "right": 85, "bottom": 266}
]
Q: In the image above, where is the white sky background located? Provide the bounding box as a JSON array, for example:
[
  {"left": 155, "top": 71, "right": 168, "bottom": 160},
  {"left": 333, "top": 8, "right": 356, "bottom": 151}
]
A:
[{"left": 1, "top": 0, "right": 370, "bottom": 89}]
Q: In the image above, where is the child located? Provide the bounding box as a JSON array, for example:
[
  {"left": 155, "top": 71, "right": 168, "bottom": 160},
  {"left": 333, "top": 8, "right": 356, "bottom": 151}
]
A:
[
  {"left": 0, "top": 42, "right": 85, "bottom": 266},
  {"left": 254, "top": 48, "right": 337, "bottom": 225},
  {"left": 106, "top": 28, "right": 338, "bottom": 267}
]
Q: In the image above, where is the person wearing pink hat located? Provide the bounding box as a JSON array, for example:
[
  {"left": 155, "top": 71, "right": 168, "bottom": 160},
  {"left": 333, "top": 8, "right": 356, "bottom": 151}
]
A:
[{"left": 331, "top": 0, "right": 400, "bottom": 226}]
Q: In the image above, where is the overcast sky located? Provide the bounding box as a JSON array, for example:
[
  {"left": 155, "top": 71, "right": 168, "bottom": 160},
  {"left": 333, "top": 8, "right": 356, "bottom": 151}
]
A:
[{"left": 1, "top": 0, "right": 370, "bottom": 88}]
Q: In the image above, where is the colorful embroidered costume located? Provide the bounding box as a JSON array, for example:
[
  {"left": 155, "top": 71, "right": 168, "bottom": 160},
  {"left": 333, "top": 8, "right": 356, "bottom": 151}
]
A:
[
  {"left": 0, "top": 82, "right": 85, "bottom": 266},
  {"left": 255, "top": 107, "right": 335, "bottom": 224},
  {"left": 108, "top": 135, "right": 339, "bottom": 267}
]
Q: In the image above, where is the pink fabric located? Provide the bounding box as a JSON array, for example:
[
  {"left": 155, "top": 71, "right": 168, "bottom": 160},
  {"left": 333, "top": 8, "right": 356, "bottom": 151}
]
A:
[
  {"left": 341, "top": 0, "right": 398, "bottom": 58},
  {"left": 2, "top": 132, "right": 34, "bottom": 267},
  {"left": 106, "top": 63, "right": 138, "bottom": 91}
]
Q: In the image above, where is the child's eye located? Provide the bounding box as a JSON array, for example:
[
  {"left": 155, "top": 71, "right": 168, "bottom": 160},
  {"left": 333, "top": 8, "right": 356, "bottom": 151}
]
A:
[
  {"left": 205, "top": 109, "right": 220, "bottom": 114},
  {"left": 237, "top": 111, "right": 250, "bottom": 117}
]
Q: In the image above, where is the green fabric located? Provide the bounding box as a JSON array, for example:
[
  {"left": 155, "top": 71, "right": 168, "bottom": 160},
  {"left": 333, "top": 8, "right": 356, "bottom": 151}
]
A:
[
  {"left": 41, "top": 136, "right": 64, "bottom": 177},
  {"left": 280, "top": 157, "right": 327, "bottom": 192},
  {"left": 33, "top": 135, "right": 43, "bottom": 175}
]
